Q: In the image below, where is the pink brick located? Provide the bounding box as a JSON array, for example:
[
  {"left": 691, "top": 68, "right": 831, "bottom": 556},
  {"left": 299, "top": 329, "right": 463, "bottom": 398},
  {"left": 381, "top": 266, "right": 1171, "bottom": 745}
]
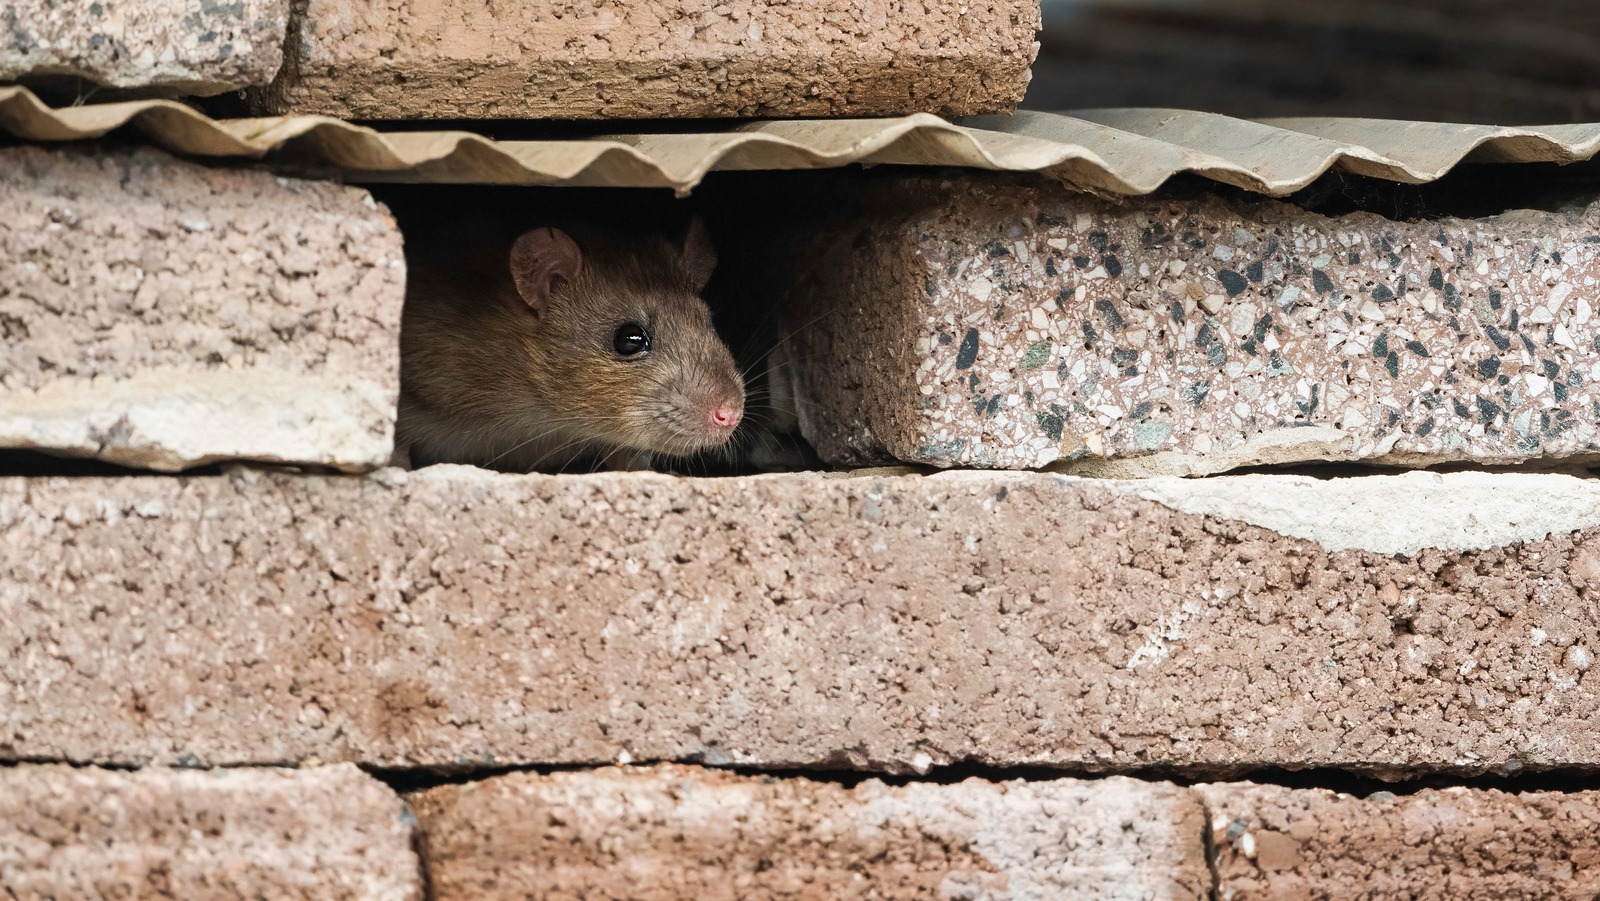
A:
[
  {"left": 0, "top": 0, "right": 286, "bottom": 93},
  {"left": 259, "top": 0, "right": 1039, "bottom": 119},
  {"left": 1200, "top": 782, "right": 1600, "bottom": 899},
  {"left": 412, "top": 766, "right": 1209, "bottom": 900},
  {"left": 0, "top": 764, "right": 420, "bottom": 900},
  {"left": 0, "top": 146, "right": 404, "bottom": 471},
  {"left": 2, "top": 467, "right": 1598, "bottom": 774},
  {"left": 780, "top": 176, "right": 1600, "bottom": 475}
]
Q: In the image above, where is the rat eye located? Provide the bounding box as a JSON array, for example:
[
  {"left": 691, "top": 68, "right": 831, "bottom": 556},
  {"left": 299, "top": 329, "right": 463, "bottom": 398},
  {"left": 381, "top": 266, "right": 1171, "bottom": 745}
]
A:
[{"left": 612, "top": 322, "right": 651, "bottom": 359}]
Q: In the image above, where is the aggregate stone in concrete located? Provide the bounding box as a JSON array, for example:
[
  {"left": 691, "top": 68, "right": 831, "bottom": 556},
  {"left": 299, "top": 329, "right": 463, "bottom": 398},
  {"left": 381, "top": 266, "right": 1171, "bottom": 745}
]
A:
[
  {"left": 781, "top": 176, "right": 1600, "bottom": 475},
  {"left": 411, "top": 765, "right": 1209, "bottom": 900},
  {"left": 0, "top": 0, "right": 287, "bottom": 94},
  {"left": 1199, "top": 782, "right": 1600, "bottom": 899},
  {"left": 0, "top": 763, "right": 421, "bottom": 900},
  {"left": 2, "top": 467, "right": 1598, "bottom": 776},
  {"left": 256, "top": 0, "right": 1039, "bottom": 119},
  {"left": 0, "top": 146, "right": 404, "bottom": 472}
]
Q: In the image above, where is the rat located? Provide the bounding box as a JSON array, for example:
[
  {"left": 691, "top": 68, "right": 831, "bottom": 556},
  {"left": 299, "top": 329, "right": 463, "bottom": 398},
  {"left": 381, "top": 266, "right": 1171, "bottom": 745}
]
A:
[{"left": 395, "top": 218, "right": 746, "bottom": 473}]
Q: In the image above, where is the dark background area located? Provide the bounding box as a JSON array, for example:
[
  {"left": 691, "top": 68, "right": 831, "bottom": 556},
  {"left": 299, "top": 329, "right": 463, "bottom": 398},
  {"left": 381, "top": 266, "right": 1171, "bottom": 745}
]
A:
[{"left": 1024, "top": 0, "right": 1600, "bottom": 124}]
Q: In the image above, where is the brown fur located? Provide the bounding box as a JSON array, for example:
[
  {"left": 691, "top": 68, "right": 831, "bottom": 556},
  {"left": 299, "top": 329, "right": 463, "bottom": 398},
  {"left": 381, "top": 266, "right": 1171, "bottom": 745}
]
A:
[{"left": 397, "top": 226, "right": 745, "bottom": 472}]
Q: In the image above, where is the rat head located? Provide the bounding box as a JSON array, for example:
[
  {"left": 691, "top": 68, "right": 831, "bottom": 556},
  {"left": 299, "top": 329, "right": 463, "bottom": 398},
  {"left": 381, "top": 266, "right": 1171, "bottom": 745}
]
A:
[{"left": 509, "top": 219, "right": 745, "bottom": 458}]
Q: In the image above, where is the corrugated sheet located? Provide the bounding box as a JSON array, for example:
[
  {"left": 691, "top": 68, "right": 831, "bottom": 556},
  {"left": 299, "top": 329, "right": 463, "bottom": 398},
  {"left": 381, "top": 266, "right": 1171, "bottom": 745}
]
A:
[{"left": 4, "top": 85, "right": 1600, "bottom": 195}]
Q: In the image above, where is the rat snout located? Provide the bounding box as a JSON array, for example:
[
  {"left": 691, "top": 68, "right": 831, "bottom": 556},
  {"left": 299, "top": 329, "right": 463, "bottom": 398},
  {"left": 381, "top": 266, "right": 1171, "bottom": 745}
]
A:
[
  {"left": 645, "top": 339, "right": 746, "bottom": 456},
  {"left": 642, "top": 372, "right": 746, "bottom": 456},
  {"left": 709, "top": 402, "right": 742, "bottom": 431},
  {"left": 693, "top": 379, "right": 744, "bottom": 448}
]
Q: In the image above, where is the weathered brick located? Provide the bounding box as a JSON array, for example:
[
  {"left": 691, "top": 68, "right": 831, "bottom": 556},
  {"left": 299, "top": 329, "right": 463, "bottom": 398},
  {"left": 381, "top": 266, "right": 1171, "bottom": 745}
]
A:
[
  {"left": 0, "top": 0, "right": 287, "bottom": 94},
  {"left": 257, "top": 0, "right": 1039, "bottom": 119},
  {"left": 1199, "top": 782, "right": 1600, "bottom": 899},
  {"left": 780, "top": 176, "right": 1600, "bottom": 475},
  {"left": 2, "top": 468, "right": 1597, "bottom": 773},
  {"left": 0, "top": 146, "right": 404, "bottom": 472},
  {"left": 0, "top": 763, "right": 420, "bottom": 900},
  {"left": 411, "top": 765, "right": 1208, "bottom": 900}
]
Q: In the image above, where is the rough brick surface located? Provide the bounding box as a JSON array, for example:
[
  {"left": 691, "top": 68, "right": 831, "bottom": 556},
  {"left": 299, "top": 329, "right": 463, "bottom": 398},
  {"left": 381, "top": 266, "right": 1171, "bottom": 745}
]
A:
[
  {"left": 258, "top": 0, "right": 1039, "bottom": 119},
  {"left": 0, "top": 763, "right": 421, "bottom": 900},
  {"left": 411, "top": 766, "right": 1209, "bottom": 900},
  {"left": 781, "top": 177, "right": 1600, "bottom": 475},
  {"left": 1200, "top": 782, "right": 1600, "bottom": 899},
  {"left": 0, "top": 0, "right": 287, "bottom": 94},
  {"left": 0, "top": 146, "right": 404, "bottom": 472},
  {"left": 2, "top": 468, "right": 1597, "bottom": 775}
]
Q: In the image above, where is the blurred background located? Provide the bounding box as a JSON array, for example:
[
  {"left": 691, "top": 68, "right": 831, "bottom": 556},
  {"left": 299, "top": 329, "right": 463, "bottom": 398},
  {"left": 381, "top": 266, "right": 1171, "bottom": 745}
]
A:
[{"left": 1024, "top": 0, "right": 1600, "bottom": 123}]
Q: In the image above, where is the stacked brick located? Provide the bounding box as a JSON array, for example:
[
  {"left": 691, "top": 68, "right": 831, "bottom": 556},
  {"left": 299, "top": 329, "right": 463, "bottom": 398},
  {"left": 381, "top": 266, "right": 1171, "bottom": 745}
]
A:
[
  {"left": 2, "top": 0, "right": 1040, "bottom": 118},
  {"left": 0, "top": 765, "right": 421, "bottom": 899},
  {"left": 0, "top": 146, "right": 403, "bottom": 471},
  {"left": 7, "top": 765, "right": 1598, "bottom": 898},
  {"left": 0, "top": 0, "right": 288, "bottom": 95},
  {"left": 5, "top": 0, "right": 1600, "bottom": 896},
  {"left": 779, "top": 176, "right": 1600, "bottom": 475},
  {"left": 5, "top": 467, "right": 1599, "bottom": 775},
  {"left": 257, "top": 0, "right": 1042, "bottom": 119}
]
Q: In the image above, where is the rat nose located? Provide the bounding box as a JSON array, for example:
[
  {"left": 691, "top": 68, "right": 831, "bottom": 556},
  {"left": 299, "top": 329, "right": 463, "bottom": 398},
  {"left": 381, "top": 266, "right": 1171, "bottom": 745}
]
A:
[{"left": 709, "top": 403, "right": 742, "bottom": 431}]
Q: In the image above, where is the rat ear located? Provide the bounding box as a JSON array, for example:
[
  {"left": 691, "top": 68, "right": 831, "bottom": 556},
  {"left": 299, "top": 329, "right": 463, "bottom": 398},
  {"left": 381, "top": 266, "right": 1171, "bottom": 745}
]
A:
[
  {"left": 680, "top": 217, "right": 717, "bottom": 293},
  {"left": 509, "top": 227, "right": 582, "bottom": 315}
]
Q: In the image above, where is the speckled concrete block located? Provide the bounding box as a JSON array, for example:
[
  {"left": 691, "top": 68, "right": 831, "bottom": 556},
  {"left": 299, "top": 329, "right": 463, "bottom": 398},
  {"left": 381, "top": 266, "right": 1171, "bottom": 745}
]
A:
[
  {"left": 1199, "top": 782, "right": 1600, "bottom": 899},
  {"left": 0, "top": 763, "right": 421, "bottom": 900},
  {"left": 0, "top": 0, "right": 287, "bottom": 94},
  {"left": 0, "top": 146, "right": 404, "bottom": 472},
  {"left": 782, "top": 177, "right": 1600, "bottom": 475},
  {"left": 257, "top": 0, "right": 1039, "bottom": 119},
  {"left": 411, "top": 766, "right": 1209, "bottom": 900},
  {"left": 4, "top": 467, "right": 1598, "bottom": 777}
]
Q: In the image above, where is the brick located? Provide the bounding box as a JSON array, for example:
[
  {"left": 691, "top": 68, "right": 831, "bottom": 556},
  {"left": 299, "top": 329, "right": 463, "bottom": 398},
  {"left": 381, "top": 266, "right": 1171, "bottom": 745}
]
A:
[
  {"left": 256, "top": 0, "right": 1039, "bottom": 119},
  {"left": 411, "top": 765, "right": 1209, "bottom": 900},
  {"left": 0, "top": 763, "right": 421, "bottom": 900},
  {"left": 779, "top": 176, "right": 1600, "bottom": 475},
  {"left": 1199, "top": 782, "right": 1600, "bottom": 899},
  {"left": 2, "top": 468, "right": 1599, "bottom": 773},
  {"left": 0, "top": 146, "right": 404, "bottom": 472},
  {"left": 0, "top": 0, "right": 287, "bottom": 94}
]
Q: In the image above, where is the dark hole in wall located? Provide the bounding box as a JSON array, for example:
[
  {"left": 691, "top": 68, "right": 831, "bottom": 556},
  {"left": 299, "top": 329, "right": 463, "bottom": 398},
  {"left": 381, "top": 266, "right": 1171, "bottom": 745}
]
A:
[
  {"left": 3, "top": 77, "right": 207, "bottom": 112},
  {"left": 697, "top": 157, "right": 1600, "bottom": 230},
  {"left": 367, "top": 181, "right": 824, "bottom": 477},
  {"left": 1195, "top": 159, "right": 1600, "bottom": 222}
]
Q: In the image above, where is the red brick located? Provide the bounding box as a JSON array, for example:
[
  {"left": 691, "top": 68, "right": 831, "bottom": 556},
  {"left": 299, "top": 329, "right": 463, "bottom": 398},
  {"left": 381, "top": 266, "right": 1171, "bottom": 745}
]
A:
[
  {"left": 412, "top": 765, "right": 1210, "bottom": 900},
  {"left": 259, "top": 0, "right": 1039, "bottom": 119},
  {"left": 0, "top": 763, "right": 420, "bottom": 900},
  {"left": 0, "top": 146, "right": 403, "bottom": 471},
  {"left": 1200, "top": 782, "right": 1600, "bottom": 899},
  {"left": 2, "top": 467, "right": 1597, "bottom": 774}
]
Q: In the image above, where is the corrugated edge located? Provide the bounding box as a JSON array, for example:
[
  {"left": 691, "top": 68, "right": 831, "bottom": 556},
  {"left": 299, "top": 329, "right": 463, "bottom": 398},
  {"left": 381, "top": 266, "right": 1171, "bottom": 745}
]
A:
[{"left": 5, "top": 86, "right": 1600, "bottom": 194}]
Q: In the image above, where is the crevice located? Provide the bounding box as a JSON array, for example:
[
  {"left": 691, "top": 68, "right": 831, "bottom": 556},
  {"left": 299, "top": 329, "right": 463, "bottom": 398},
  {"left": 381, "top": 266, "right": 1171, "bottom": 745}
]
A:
[
  {"left": 3, "top": 448, "right": 1595, "bottom": 484},
  {"left": 1200, "top": 797, "right": 1222, "bottom": 901},
  {"left": 0, "top": 756, "right": 147, "bottom": 772},
  {"left": 243, "top": 0, "right": 309, "bottom": 117},
  {"left": 366, "top": 760, "right": 622, "bottom": 794},
  {"left": 356, "top": 755, "right": 1600, "bottom": 798},
  {"left": 1196, "top": 454, "right": 1600, "bottom": 481},
  {"left": 1164, "top": 160, "right": 1600, "bottom": 224},
  {"left": 0, "top": 449, "right": 228, "bottom": 478}
]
